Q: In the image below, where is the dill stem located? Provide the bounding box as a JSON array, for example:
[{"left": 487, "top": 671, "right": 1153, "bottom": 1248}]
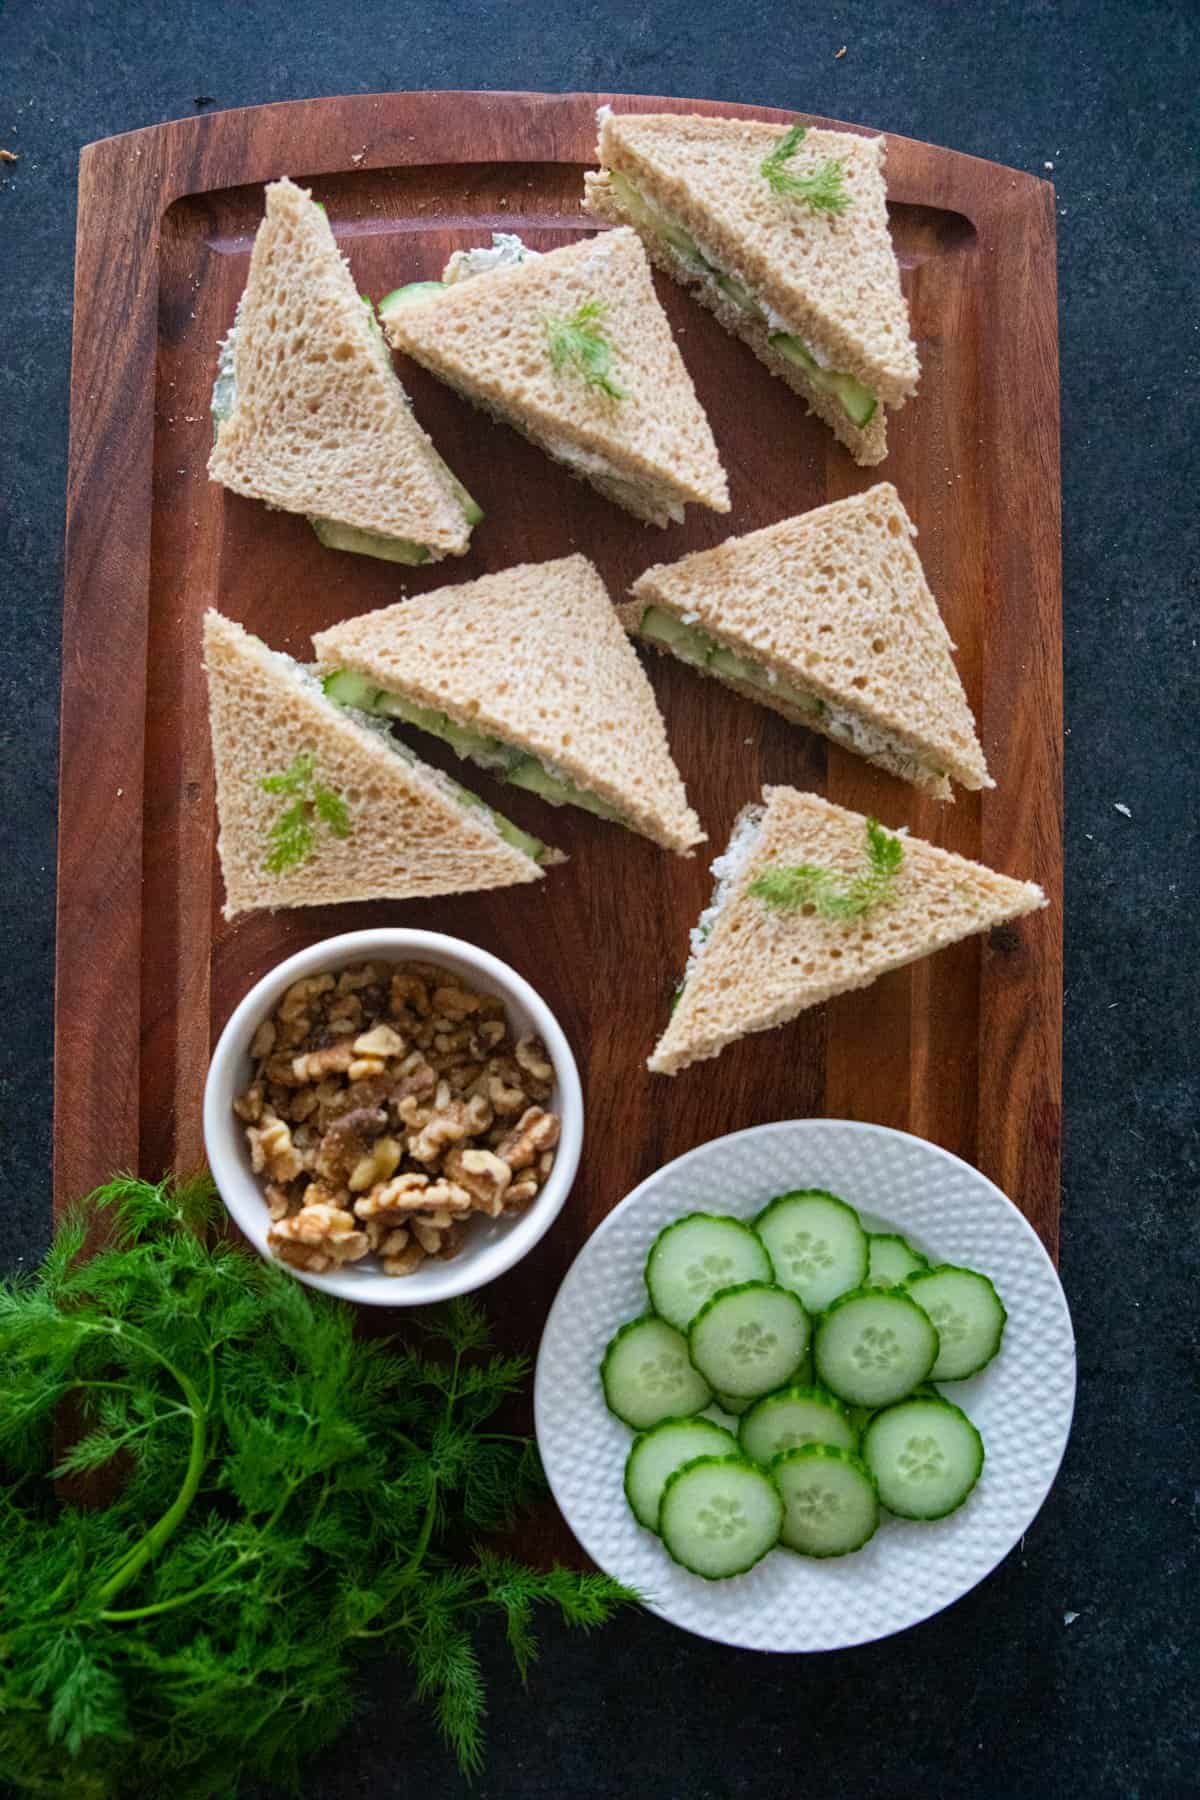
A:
[{"left": 88, "top": 1330, "right": 212, "bottom": 1607}]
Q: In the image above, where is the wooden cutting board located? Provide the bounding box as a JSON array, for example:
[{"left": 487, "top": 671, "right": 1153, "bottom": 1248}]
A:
[{"left": 56, "top": 91, "right": 1062, "bottom": 1342}]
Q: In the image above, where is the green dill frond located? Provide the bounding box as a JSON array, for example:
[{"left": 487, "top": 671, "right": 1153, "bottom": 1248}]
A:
[
  {"left": 259, "top": 751, "right": 314, "bottom": 796},
  {"left": 760, "top": 123, "right": 851, "bottom": 214},
  {"left": 260, "top": 754, "right": 352, "bottom": 873},
  {"left": 2, "top": 1170, "right": 639, "bottom": 1791},
  {"left": 544, "top": 298, "right": 627, "bottom": 400},
  {"left": 91, "top": 1171, "right": 221, "bottom": 1245},
  {"left": 750, "top": 817, "right": 904, "bottom": 918},
  {"left": 263, "top": 798, "right": 314, "bottom": 874},
  {"left": 312, "top": 781, "right": 351, "bottom": 837}
]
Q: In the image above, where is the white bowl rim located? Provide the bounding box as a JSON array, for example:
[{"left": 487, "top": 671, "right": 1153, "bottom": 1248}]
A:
[{"left": 203, "top": 927, "right": 583, "bottom": 1306}]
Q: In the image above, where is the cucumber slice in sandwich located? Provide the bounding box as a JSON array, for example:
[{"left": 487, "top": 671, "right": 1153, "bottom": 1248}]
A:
[
  {"left": 324, "top": 673, "right": 628, "bottom": 823},
  {"left": 767, "top": 333, "right": 878, "bottom": 428},
  {"left": 638, "top": 608, "right": 825, "bottom": 717},
  {"left": 310, "top": 518, "right": 432, "bottom": 565},
  {"left": 378, "top": 281, "right": 449, "bottom": 314}
]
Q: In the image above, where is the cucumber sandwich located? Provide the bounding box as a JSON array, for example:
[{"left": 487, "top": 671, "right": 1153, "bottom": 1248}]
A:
[
  {"left": 585, "top": 110, "right": 919, "bottom": 465},
  {"left": 623, "top": 484, "right": 992, "bottom": 802},
  {"left": 202, "top": 611, "right": 560, "bottom": 920},
  {"left": 377, "top": 227, "right": 728, "bottom": 528},
  {"left": 650, "top": 786, "right": 1045, "bottom": 1074},
  {"left": 208, "top": 178, "right": 480, "bottom": 565},
  {"left": 313, "top": 553, "right": 704, "bottom": 854}
]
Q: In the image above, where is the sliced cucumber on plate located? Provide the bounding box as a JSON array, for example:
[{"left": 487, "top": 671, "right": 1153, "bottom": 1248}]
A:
[
  {"left": 598, "top": 1184, "right": 1006, "bottom": 1579},
  {"left": 771, "top": 1444, "right": 880, "bottom": 1558},
  {"left": 601, "top": 1316, "right": 712, "bottom": 1430},
  {"left": 659, "top": 1454, "right": 784, "bottom": 1579},
  {"left": 645, "top": 1212, "right": 773, "bottom": 1331}
]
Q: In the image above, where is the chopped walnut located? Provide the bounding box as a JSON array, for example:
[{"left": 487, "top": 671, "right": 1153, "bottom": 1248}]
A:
[
  {"left": 292, "top": 1042, "right": 355, "bottom": 1083},
  {"left": 495, "top": 1106, "right": 561, "bottom": 1172},
  {"left": 268, "top": 1201, "right": 369, "bottom": 1269},
  {"left": 235, "top": 959, "right": 561, "bottom": 1278},
  {"left": 355, "top": 1172, "right": 472, "bottom": 1218},
  {"left": 315, "top": 1106, "right": 388, "bottom": 1185},
  {"left": 443, "top": 1146, "right": 512, "bottom": 1217},
  {"left": 433, "top": 985, "right": 482, "bottom": 1020},
  {"left": 263, "top": 1182, "right": 294, "bottom": 1221},
  {"left": 353, "top": 1023, "right": 406, "bottom": 1059},
  {"left": 515, "top": 1036, "right": 554, "bottom": 1092},
  {"left": 409, "top": 1100, "right": 475, "bottom": 1165},
  {"left": 245, "top": 1113, "right": 304, "bottom": 1183},
  {"left": 486, "top": 1072, "right": 527, "bottom": 1117},
  {"left": 233, "top": 1082, "right": 264, "bottom": 1124},
  {"left": 347, "top": 1135, "right": 404, "bottom": 1193},
  {"left": 504, "top": 1176, "right": 541, "bottom": 1211}
]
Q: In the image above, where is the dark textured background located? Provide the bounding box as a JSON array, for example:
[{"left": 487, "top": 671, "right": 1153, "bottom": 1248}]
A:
[{"left": 1, "top": 2, "right": 1196, "bottom": 1795}]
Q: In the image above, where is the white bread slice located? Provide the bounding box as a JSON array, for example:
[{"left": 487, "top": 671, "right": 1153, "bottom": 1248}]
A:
[
  {"left": 207, "top": 178, "right": 472, "bottom": 557},
  {"left": 586, "top": 170, "right": 887, "bottom": 466},
  {"left": 649, "top": 787, "right": 1046, "bottom": 1075},
  {"left": 624, "top": 484, "right": 990, "bottom": 801},
  {"left": 203, "top": 611, "right": 554, "bottom": 918},
  {"left": 587, "top": 113, "right": 918, "bottom": 403},
  {"left": 380, "top": 228, "right": 729, "bottom": 526},
  {"left": 313, "top": 554, "right": 704, "bottom": 854}
]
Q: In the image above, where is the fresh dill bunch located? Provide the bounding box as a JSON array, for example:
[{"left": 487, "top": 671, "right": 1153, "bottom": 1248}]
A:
[
  {"left": 750, "top": 817, "right": 904, "bottom": 919},
  {"left": 260, "top": 751, "right": 351, "bottom": 873},
  {"left": 544, "top": 299, "right": 627, "bottom": 400},
  {"left": 759, "top": 124, "right": 851, "bottom": 214},
  {"left": 0, "top": 1176, "right": 637, "bottom": 1796}
]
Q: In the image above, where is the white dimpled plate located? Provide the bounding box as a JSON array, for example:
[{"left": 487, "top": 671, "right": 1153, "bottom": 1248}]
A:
[{"left": 534, "top": 1120, "right": 1075, "bottom": 1652}]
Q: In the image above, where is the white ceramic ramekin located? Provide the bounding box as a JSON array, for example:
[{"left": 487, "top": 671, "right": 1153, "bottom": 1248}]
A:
[{"left": 203, "top": 928, "right": 583, "bottom": 1305}]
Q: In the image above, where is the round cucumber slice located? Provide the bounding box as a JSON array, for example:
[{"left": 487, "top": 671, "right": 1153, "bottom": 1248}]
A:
[
  {"left": 687, "top": 1282, "right": 810, "bottom": 1401},
  {"left": 738, "top": 1384, "right": 858, "bottom": 1467},
  {"left": 813, "top": 1287, "right": 939, "bottom": 1408},
  {"left": 658, "top": 1454, "right": 783, "bottom": 1579},
  {"left": 865, "top": 1232, "right": 929, "bottom": 1289},
  {"left": 904, "top": 1265, "right": 1007, "bottom": 1380},
  {"left": 645, "top": 1213, "right": 774, "bottom": 1331},
  {"left": 623, "top": 1417, "right": 738, "bottom": 1533},
  {"left": 600, "top": 1316, "right": 712, "bottom": 1430},
  {"left": 754, "top": 1190, "right": 868, "bottom": 1312},
  {"left": 771, "top": 1444, "right": 880, "bottom": 1557},
  {"left": 863, "top": 1397, "right": 985, "bottom": 1520}
]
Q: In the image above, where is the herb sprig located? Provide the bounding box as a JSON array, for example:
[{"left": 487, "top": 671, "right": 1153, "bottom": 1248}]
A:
[
  {"left": 544, "top": 300, "right": 627, "bottom": 400},
  {"left": 0, "top": 1177, "right": 636, "bottom": 1793},
  {"left": 759, "top": 124, "right": 851, "bottom": 215},
  {"left": 261, "top": 750, "right": 351, "bottom": 873},
  {"left": 750, "top": 817, "right": 904, "bottom": 919}
]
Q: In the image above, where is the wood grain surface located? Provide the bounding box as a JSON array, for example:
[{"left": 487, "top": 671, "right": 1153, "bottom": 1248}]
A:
[{"left": 56, "top": 91, "right": 1062, "bottom": 1364}]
